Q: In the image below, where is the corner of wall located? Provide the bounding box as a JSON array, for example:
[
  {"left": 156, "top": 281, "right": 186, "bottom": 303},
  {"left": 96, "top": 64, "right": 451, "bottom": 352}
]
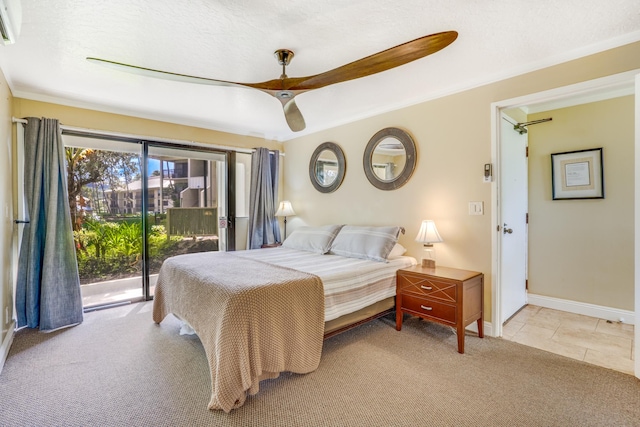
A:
[
  {"left": 0, "top": 321, "right": 15, "bottom": 374},
  {"left": 0, "top": 67, "right": 15, "bottom": 369}
]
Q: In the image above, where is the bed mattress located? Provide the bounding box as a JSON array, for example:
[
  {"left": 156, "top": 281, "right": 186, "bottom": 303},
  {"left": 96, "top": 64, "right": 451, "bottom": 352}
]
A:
[{"left": 234, "top": 247, "right": 417, "bottom": 321}]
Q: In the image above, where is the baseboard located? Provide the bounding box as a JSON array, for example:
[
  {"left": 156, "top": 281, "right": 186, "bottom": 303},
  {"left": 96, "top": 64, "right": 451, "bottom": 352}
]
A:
[
  {"left": 466, "top": 320, "right": 493, "bottom": 337},
  {"left": 527, "top": 294, "right": 635, "bottom": 325},
  {"left": 0, "top": 322, "right": 15, "bottom": 375}
]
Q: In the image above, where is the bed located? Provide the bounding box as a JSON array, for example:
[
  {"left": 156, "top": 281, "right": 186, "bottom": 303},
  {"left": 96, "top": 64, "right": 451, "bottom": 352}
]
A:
[{"left": 152, "top": 225, "right": 416, "bottom": 412}]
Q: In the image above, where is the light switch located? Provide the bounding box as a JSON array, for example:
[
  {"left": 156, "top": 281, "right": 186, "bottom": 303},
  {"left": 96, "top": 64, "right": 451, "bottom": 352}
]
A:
[{"left": 469, "top": 201, "right": 483, "bottom": 215}]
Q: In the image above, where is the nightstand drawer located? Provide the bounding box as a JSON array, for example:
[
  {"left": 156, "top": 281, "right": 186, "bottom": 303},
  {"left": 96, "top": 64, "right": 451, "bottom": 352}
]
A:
[
  {"left": 401, "top": 294, "right": 456, "bottom": 324},
  {"left": 397, "top": 273, "right": 457, "bottom": 303}
]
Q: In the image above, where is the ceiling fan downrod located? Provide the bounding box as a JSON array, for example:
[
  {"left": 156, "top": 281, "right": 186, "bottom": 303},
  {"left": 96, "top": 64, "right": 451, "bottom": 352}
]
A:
[
  {"left": 274, "top": 49, "right": 294, "bottom": 80},
  {"left": 274, "top": 49, "right": 296, "bottom": 100}
]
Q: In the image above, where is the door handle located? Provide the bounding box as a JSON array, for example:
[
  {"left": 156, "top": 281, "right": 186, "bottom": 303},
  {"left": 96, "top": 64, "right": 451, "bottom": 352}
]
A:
[{"left": 503, "top": 223, "right": 513, "bottom": 234}]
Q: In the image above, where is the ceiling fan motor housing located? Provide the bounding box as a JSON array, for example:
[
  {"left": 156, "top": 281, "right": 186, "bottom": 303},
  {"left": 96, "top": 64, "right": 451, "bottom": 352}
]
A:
[{"left": 274, "top": 49, "right": 294, "bottom": 66}]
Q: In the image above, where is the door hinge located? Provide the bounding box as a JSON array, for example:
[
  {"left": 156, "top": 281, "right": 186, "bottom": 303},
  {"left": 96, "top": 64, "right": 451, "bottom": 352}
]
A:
[
  {"left": 526, "top": 146, "right": 529, "bottom": 157},
  {"left": 526, "top": 213, "right": 528, "bottom": 224},
  {"left": 525, "top": 279, "right": 528, "bottom": 290}
]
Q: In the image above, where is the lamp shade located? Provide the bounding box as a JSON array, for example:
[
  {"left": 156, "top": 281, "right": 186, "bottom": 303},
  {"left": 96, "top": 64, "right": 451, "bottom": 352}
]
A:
[
  {"left": 275, "top": 201, "right": 296, "bottom": 217},
  {"left": 415, "top": 220, "right": 443, "bottom": 244}
]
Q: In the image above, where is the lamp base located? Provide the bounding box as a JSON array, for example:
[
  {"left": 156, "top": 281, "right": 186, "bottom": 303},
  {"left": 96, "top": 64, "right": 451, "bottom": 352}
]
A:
[{"left": 421, "top": 258, "right": 436, "bottom": 268}]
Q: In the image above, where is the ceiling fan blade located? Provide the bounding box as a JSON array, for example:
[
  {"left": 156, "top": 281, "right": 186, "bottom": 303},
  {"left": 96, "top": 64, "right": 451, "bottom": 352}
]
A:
[
  {"left": 281, "top": 98, "right": 306, "bottom": 132},
  {"left": 88, "top": 56, "right": 306, "bottom": 131},
  {"left": 88, "top": 31, "right": 456, "bottom": 133},
  {"left": 286, "top": 31, "right": 458, "bottom": 91},
  {"left": 86, "top": 57, "right": 250, "bottom": 89}
]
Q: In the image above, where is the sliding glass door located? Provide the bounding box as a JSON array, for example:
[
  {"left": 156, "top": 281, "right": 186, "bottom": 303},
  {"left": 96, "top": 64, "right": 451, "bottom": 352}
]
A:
[
  {"left": 60, "top": 134, "right": 230, "bottom": 309},
  {"left": 146, "top": 145, "right": 228, "bottom": 297},
  {"left": 63, "top": 135, "right": 144, "bottom": 309}
]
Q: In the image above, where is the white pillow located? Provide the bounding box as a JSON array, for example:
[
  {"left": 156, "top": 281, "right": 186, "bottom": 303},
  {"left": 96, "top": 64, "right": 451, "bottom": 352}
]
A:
[
  {"left": 387, "top": 243, "right": 407, "bottom": 259},
  {"left": 282, "top": 224, "right": 344, "bottom": 254},
  {"left": 330, "top": 225, "right": 401, "bottom": 262}
]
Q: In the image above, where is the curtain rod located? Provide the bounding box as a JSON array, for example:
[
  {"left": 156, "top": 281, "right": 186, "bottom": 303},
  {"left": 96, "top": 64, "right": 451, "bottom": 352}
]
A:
[{"left": 11, "top": 117, "right": 284, "bottom": 156}]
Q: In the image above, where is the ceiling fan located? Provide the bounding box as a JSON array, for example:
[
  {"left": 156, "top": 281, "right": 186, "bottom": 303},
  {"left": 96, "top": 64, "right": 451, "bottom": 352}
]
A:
[{"left": 87, "top": 31, "right": 458, "bottom": 132}]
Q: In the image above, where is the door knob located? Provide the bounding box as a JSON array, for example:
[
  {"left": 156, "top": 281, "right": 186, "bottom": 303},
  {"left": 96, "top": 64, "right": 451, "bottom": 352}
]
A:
[{"left": 503, "top": 224, "right": 513, "bottom": 234}]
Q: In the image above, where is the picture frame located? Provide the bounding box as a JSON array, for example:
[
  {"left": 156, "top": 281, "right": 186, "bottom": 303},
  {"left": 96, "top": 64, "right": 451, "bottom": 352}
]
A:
[{"left": 551, "top": 148, "right": 604, "bottom": 200}]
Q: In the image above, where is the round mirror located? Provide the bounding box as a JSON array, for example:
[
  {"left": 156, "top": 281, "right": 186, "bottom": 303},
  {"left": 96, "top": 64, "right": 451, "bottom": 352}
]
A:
[
  {"left": 309, "top": 142, "right": 346, "bottom": 193},
  {"left": 363, "top": 127, "right": 416, "bottom": 190}
]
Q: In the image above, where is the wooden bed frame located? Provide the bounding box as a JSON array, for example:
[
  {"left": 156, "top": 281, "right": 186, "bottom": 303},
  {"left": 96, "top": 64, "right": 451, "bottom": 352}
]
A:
[{"left": 323, "top": 296, "right": 395, "bottom": 339}]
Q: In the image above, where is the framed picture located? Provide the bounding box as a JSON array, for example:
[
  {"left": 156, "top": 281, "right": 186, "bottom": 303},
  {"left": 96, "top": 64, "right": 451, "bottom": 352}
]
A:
[{"left": 551, "top": 148, "right": 604, "bottom": 200}]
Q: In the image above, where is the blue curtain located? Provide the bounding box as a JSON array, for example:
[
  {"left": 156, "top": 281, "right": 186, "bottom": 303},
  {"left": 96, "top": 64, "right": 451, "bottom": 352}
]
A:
[
  {"left": 16, "top": 117, "right": 83, "bottom": 331},
  {"left": 248, "top": 148, "right": 281, "bottom": 248}
]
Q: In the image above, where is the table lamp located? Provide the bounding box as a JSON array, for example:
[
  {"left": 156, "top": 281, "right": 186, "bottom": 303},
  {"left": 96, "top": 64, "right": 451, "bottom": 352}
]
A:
[
  {"left": 415, "top": 220, "right": 443, "bottom": 267},
  {"left": 275, "top": 200, "right": 296, "bottom": 239}
]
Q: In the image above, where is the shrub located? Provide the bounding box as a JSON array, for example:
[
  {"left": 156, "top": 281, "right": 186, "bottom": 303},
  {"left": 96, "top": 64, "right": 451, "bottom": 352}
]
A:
[{"left": 74, "top": 217, "right": 181, "bottom": 283}]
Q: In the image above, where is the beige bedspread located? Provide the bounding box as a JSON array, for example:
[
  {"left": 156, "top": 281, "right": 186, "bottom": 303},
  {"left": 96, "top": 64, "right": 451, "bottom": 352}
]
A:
[{"left": 152, "top": 251, "right": 325, "bottom": 412}]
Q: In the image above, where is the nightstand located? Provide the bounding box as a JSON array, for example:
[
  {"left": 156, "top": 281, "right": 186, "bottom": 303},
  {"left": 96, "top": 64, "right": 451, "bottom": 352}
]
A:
[{"left": 396, "top": 265, "right": 484, "bottom": 354}]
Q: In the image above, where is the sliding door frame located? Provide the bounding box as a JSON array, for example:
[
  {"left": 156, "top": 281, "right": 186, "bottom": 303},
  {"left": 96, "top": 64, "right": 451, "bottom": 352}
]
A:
[
  {"left": 61, "top": 130, "right": 237, "bottom": 302},
  {"left": 141, "top": 143, "right": 150, "bottom": 300},
  {"left": 227, "top": 151, "right": 237, "bottom": 252}
]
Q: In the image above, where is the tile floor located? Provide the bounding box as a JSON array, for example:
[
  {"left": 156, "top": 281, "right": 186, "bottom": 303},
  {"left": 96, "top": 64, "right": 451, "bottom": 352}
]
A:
[{"left": 502, "top": 305, "right": 635, "bottom": 375}]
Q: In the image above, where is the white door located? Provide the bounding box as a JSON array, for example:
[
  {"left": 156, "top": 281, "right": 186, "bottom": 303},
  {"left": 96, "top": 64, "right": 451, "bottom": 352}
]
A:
[{"left": 500, "top": 114, "right": 528, "bottom": 322}]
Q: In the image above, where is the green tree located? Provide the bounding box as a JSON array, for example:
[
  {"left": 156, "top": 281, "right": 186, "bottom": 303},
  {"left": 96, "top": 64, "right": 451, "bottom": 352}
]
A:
[
  {"left": 66, "top": 148, "right": 140, "bottom": 230},
  {"left": 100, "top": 151, "right": 141, "bottom": 214},
  {"left": 66, "top": 148, "right": 102, "bottom": 231}
]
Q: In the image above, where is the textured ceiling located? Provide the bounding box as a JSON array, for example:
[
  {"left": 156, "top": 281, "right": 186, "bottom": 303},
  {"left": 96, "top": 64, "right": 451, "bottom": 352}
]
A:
[{"left": 1, "top": 0, "right": 639, "bottom": 141}]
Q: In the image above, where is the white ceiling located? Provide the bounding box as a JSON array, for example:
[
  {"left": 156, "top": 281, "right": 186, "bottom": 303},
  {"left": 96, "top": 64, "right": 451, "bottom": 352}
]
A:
[{"left": 1, "top": 0, "right": 639, "bottom": 141}]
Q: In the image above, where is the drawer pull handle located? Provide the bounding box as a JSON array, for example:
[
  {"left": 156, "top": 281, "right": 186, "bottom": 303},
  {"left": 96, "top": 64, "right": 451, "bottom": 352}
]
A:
[
  {"left": 420, "top": 285, "right": 433, "bottom": 290},
  {"left": 420, "top": 305, "right": 433, "bottom": 311}
]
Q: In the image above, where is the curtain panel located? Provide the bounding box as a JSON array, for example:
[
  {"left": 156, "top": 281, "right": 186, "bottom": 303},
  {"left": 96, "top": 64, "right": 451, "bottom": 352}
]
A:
[
  {"left": 247, "top": 148, "right": 281, "bottom": 249},
  {"left": 16, "top": 117, "right": 83, "bottom": 331}
]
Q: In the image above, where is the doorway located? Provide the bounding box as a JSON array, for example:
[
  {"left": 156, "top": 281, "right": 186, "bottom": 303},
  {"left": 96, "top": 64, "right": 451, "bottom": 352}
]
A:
[
  {"left": 146, "top": 144, "right": 228, "bottom": 298},
  {"left": 63, "top": 136, "right": 144, "bottom": 308},
  {"left": 491, "top": 69, "right": 639, "bottom": 378},
  {"left": 60, "top": 133, "right": 231, "bottom": 309}
]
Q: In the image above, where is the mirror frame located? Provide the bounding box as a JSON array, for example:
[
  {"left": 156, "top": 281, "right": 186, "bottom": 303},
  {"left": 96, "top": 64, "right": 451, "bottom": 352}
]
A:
[
  {"left": 309, "top": 141, "right": 346, "bottom": 193},
  {"left": 363, "top": 127, "right": 417, "bottom": 190}
]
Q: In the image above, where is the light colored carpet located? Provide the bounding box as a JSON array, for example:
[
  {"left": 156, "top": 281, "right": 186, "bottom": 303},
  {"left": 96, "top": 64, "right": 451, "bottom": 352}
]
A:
[{"left": 1, "top": 301, "right": 638, "bottom": 426}]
